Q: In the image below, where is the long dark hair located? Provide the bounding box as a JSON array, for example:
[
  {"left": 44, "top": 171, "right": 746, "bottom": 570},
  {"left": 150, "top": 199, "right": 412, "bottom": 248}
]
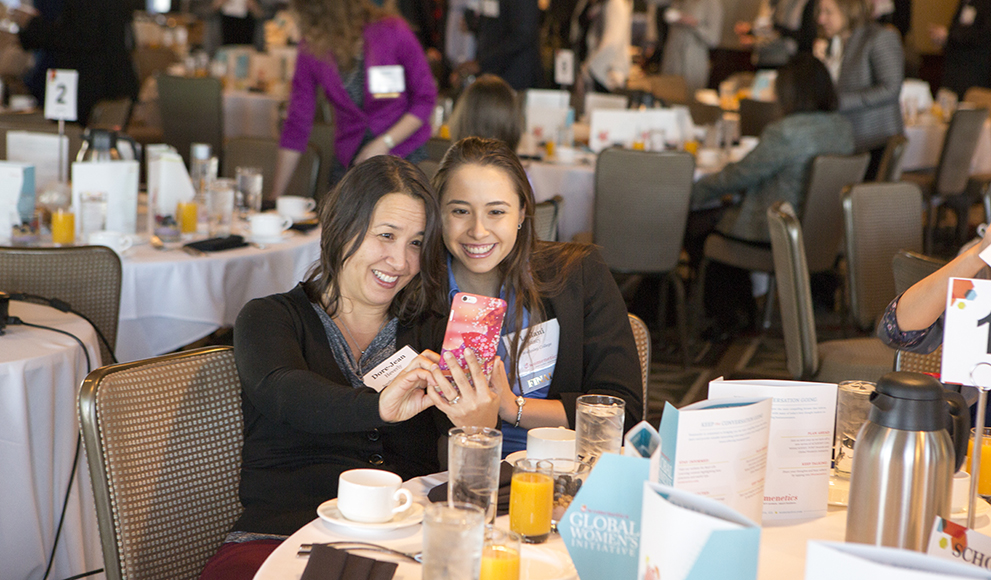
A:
[
  {"left": 775, "top": 53, "right": 838, "bottom": 115},
  {"left": 306, "top": 155, "right": 444, "bottom": 321},
  {"left": 432, "top": 137, "right": 590, "bottom": 386}
]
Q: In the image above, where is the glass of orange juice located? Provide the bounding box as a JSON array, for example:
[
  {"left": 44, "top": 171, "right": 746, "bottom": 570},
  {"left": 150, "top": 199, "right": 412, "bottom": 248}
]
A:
[
  {"left": 480, "top": 527, "right": 520, "bottom": 580},
  {"left": 51, "top": 209, "right": 75, "bottom": 245},
  {"left": 177, "top": 201, "right": 199, "bottom": 234},
  {"left": 509, "top": 458, "right": 553, "bottom": 543},
  {"left": 966, "top": 427, "right": 991, "bottom": 496}
]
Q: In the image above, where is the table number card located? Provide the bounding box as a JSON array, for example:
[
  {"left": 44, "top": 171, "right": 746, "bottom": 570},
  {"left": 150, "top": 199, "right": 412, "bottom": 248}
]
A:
[
  {"left": 941, "top": 278, "right": 991, "bottom": 386},
  {"left": 44, "top": 69, "right": 78, "bottom": 122}
]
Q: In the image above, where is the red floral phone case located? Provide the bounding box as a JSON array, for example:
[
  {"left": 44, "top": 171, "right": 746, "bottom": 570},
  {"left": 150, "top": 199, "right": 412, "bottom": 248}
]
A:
[{"left": 439, "top": 292, "right": 508, "bottom": 380}]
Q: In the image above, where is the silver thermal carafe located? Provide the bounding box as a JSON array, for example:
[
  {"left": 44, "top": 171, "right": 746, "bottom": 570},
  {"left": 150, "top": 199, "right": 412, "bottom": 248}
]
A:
[{"left": 846, "top": 372, "right": 969, "bottom": 551}]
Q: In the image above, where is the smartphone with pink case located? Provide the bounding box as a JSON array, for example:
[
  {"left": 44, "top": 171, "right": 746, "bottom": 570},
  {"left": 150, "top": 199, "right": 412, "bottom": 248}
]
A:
[{"left": 439, "top": 292, "right": 508, "bottom": 381}]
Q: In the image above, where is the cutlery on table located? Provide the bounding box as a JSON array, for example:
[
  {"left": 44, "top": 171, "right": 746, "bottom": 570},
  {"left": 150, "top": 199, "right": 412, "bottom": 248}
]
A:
[{"left": 297, "top": 542, "right": 422, "bottom": 563}]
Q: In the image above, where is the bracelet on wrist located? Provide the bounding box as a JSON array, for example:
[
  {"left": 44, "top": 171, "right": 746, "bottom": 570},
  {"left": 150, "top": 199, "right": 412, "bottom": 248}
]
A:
[{"left": 381, "top": 133, "right": 395, "bottom": 150}]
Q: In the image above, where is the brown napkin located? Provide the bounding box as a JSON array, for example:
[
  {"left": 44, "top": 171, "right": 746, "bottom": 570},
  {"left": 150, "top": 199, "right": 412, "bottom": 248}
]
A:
[
  {"left": 427, "top": 461, "right": 514, "bottom": 516},
  {"left": 300, "top": 545, "right": 398, "bottom": 580}
]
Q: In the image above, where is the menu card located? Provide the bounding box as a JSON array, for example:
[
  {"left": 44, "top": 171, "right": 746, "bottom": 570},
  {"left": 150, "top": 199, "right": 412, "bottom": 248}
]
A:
[
  {"left": 71, "top": 160, "right": 139, "bottom": 235},
  {"left": 707, "top": 378, "right": 837, "bottom": 520},
  {"left": 638, "top": 481, "right": 760, "bottom": 580},
  {"left": 657, "top": 397, "right": 772, "bottom": 524},
  {"left": 928, "top": 516, "right": 991, "bottom": 571},
  {"left": 588, "top": 108, "right": 694, "bottom": 152},
  {"left": 0, "top": 162, "right": 35, "bottom": 239},
  {"left": 806, "top": 541, "right": 991, "bottom": 579}
]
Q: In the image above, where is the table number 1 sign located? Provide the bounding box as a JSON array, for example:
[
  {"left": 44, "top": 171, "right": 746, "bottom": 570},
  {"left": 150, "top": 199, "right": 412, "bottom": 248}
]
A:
[
  {"left": 44, "top": 69, "right": 78, "bottom": 122},
  {"left": 941, "top": 277, "right": 991, "bottom": 386}
]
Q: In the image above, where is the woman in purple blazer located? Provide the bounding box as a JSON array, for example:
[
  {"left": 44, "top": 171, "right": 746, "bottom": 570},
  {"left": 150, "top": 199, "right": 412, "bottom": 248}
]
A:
[{"left": 270, "top": 0, "right": 438, "bottom": 198}]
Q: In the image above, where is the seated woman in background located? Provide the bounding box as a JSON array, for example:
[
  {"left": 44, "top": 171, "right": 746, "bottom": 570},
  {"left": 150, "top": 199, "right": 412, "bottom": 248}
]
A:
[
  {"left": 200, "top": 156, "right": 499, "bottom": 579},
  {"left": 449, "top": 74, "right": 523, "bottom": 151},
  {"left": 688, "top": 53, "right": 854, "bottom": 335},
  {"left": 430, "top": 137, "right": 643, "bottom": 456}
]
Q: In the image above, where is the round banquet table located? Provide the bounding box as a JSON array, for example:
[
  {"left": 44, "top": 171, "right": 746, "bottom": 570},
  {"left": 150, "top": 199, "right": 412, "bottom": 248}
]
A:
[
  {"left": 254, "top": 473, "right": 991, "bottom": 580},
  {"left": 115, "top": 227, "right": 321, "bottom": 363},
  {"left": 0, "top": 301, "right": 105, "bottom": 580}
]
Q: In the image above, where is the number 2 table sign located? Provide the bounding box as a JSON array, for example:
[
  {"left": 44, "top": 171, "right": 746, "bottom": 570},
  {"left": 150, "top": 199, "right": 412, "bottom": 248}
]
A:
[{"left": 44, "top": 69, "right": 78, "bottom": 183}]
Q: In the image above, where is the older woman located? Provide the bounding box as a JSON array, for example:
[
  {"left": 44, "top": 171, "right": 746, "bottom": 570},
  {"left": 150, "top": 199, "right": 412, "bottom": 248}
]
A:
[
  {"left": 200, "top": 156, "right": 496, "bottom": 579},
  {"left": 815, "top": 0, "right": 904, "bottom": 177},
  {"left": 270, "top": 0, "right": 436, "bottom": 197}
]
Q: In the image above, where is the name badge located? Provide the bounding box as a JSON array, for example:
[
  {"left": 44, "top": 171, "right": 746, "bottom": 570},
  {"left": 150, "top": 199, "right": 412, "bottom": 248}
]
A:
[
  {"left": 482, "top": 0, "right": 499, "bottom": 18},
  {"left": 503, "top": 319, "right": 559, "bottom": 395},
  {"left": 368, "top": 65, "right": 405, "bottom": 99},
  {"left": 363, "top": 345, "right": 418, "bottom": 391},
  {"left": 961, "top": 4, "right": 977, "bottom": 26}
]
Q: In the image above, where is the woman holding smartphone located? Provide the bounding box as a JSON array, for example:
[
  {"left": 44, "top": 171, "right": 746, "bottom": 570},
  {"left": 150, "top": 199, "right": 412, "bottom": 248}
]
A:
[{"left": 431, "top": 137, "right": 643, "bottom": 456}]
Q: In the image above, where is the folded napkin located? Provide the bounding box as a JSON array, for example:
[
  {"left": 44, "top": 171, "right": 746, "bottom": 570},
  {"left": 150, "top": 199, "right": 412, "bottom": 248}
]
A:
[
  {"left": 427, "top": 461, "right": 514, "bottom": 516},
  {"left": 300, "top": 545, "right": 398, "bottom": 580},
  {"left": 290, "top": 219, "right": 319, "bottom": 233},
  {"left": 183, "top": 235, "right": 249, "bottom": 252}
]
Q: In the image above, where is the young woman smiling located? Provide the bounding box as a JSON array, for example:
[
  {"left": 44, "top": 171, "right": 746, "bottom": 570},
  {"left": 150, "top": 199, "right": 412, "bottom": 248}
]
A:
[{"left": 431, "top": 137, "right": 643, "bottom": 456}]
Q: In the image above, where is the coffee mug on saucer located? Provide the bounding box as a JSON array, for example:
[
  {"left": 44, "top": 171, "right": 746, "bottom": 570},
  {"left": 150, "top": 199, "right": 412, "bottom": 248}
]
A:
[
  {"left": 249, "top": 213, "right": 293, "bottom": 241},
  {"left": 527, "top": 427, "right": 576, "bottom": 461},
  {"left": 337, "top": 469, "right": 413, "bottom": 523},
  {"left": 952, "top": 470, "right": 972, "bottom": 513},
  {"left": 87, "top": 231, "right": 133, "bottom": 257},
  {"left": 276, "top": 196, "right": 316, "bottom": 220}
]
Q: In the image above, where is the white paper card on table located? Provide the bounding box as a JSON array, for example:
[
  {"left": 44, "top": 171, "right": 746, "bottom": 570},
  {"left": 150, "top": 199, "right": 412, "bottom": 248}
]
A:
[
  {"left": 6, "top": 131, "right": 68, "bottom": 189},
  {"left": 707, "top": 378, "right": 837, "bottom": 520},
  {"left": 71, "top": 161, "right": 139, "bottom": 235},
  {"left": 941, "top": 278, "right": 991, "bottom": 386},
  {"left": 362, "top": 346, "right": 418, "bottom": 392},
  {"left": 526, "top": 89, "right": 571, "bottom": 109},
  {"left": 657, "top": 397, "right": 773, "bottom": 524},
  {"left": 44, "top": 69, "right": 78, "bottom": 121},
  {"left": 0, "top": 162, "right": 34, "bottom": 240},
  {"left": 589, "top": 109, "right": 687, "bottom": 152},
  {"left": 555, "top": 49, "right": 575, "bottom": 86},
  {"left": 525, "top": 105, "right": 570, "bottom": 144},
  {"left": 928, "top": 516, "right": 991, "bottom": 570},
  {"left": 638, "top": 482, "right": 760, "bottom": 580},
  {"left": 806, "top": 541, "right": 991, "bottom": 579},
  {"left": 584, "top": 92, "right": 627, "bottom": 120}
]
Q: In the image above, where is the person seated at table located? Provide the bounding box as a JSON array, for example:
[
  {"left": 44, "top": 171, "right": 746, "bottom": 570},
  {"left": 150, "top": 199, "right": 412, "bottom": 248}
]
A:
[
  {"left": 430, "top": 137, "right": 643, "bottom": 456},
  {"left": 449, "top": 74, "right": 523, "bottom": 151},
  {"left": 688, "top": 53, "right": 854, "bottom": 336},
  {"left": 199, "top": 156, "right": 500, "bottom": 580},
  {"left": 270, "top": 0, "right": 437, "bottom": 198}
]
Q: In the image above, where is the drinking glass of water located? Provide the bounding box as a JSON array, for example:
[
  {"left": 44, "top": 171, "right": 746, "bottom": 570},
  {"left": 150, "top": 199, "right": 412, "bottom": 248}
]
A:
[
  {"left": 575, "top": 394, "right": 625, "bottom": 467},
  {"left": 448, "top": 426, "right": 502, "bottom": 524},
  {"left": 421, "top": 502, "right": 484, "bottom": 580}
]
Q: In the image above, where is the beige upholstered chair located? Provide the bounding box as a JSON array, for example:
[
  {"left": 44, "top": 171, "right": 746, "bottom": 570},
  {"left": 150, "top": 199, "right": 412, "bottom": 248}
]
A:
[
  {"left": 594, "top": 149, "right": 695, "bottom": 367},
  {"left": 223, "top": 137, "right": 321, "bottom": 199},
  {"left": 79, "top": 346, "right": 244, "bottom": 580},
  {"left": 0, "top": 245, "right": 121, "bottom": 365},
  {"left": 842, "top": 182, "right": 924, "bottom": 331},
  {"left": 533, "top": 195, "right": 562, "bottom": 242},
  {"left": 902, "top": 106, "right": 989, "bottom": 252},
  {"left": 418, "top": 159, "right": 440, "bottom": 181},
  {"left": 688, "top": 99, "right": 722, "bottom": 126},
  {"left": 964, "top": 87, "right": 991, "bottom": 110},
  {"left": 739, "top": 98, "right": 782, "bottom": 138},
  {"left": 426, "top": 137, "right": 452, "bottom": 162},
  {"left": 158, "top": 75, "right": 224, "bottom": 167},
  {"left": 88, "top": 98, "right": 134, "bottom": 131},
  {"left": 874, "top": 133, "right": 908, "bottom": 183},
  {"left": 649, "top": 74, "right": 690, "bottom": 105},
  {"left": 768, "top": 202, "right": 895, "bottom": 382},
  {"left": 891, "top": 249, "right": 947, "bottom": 375},
  {"left": 628, "top": 313, "right": 651, "bottom": 420}
]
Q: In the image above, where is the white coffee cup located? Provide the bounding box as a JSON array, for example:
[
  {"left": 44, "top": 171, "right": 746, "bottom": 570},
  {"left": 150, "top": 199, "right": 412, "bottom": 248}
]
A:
[
  {"left": 276, "top": 196, "right": 316, "bottom": 220},
  {"left": 337, "top": 469, "right": 413, "bottom": 523},
  {"left": 696, "top": 147, "right": 721, "bottom": 168},
  {"left": 952, "top": 470, "right": 972, "bottom": 513},
  {"left": 249, "top": 213, "right": 293, "bottom": 240},
  {"left": 526, "top": 427, "right": 576, "bottom": 461},
  {"left": 87, "top": 231, "right": 133, "bottom": 257}
]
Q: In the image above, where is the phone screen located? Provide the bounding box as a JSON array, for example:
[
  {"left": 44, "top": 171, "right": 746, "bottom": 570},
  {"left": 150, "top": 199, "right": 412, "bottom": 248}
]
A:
[{"left": 439, "top": 292, "right": 508, "bottom": 380}]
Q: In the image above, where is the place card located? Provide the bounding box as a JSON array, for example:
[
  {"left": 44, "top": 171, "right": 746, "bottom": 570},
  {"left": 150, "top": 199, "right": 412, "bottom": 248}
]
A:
[
  {"left": 71, "top": 160, "right": 139, "bottom": 235},
  {"left": 928, "top": 516, "right": 991, "bottom": 571},
  {"left": 941, "top": 278, "right": 991, "bottom": 387},
  {"left": 0, "top": 162, "right": 34, "bottom": 240},
  {"left": 806, "top": 541, "right": 991, "bottom": 579}
]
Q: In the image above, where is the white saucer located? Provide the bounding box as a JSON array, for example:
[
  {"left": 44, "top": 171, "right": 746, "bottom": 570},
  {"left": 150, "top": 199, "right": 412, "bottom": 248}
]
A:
[
  {"left": 288, "top": 211, "right": 317, "bottom": 223},
  {"left": 506, "top": 450, "right": 527, "bottom": 464},
  {"left": 950, "top": 498, "right": 991, "bottom": 523},
  {"left": 246, "top": 232, "right": 292, "bottom": 245},
  {"left": 316, "top": 499, "right": 424, "bottom": 531}
]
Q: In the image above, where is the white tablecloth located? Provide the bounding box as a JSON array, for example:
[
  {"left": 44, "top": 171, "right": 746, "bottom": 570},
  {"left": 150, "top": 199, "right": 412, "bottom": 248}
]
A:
[
  {"left": 902, "top": 117, "right": 991, "bottom": 173},
  {"left": 115, "top": 229, "right": 321, "bottom": 362},
  {"left": 224, "top": 90, "right": 284, "bottom": 140},
  {"left": 526, "top": 160, "right": 595, "bottom": 242},
  {"left": 1, "top": 301, "right": 105, "bottom": 580}
]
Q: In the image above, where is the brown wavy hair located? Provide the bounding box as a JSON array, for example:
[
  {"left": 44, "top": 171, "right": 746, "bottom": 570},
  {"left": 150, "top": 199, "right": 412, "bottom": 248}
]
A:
[
  {"left": 432, "top": 137, "right": 591, "bottom": 386},
  {"left": 290, "top": 0, "right": 389, "bottom": 70},
  {"left": 305, "top": 155, "right": 445, "bottom": 321},
  {"left": 449, "top": 75, "right": 524, "bottom": 151}
]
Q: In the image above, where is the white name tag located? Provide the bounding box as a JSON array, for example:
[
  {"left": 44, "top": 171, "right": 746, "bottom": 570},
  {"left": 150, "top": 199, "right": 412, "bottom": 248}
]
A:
[
  {"left": 368, "top": 65, "right": 405, "bottom": 98},
  {"left": 363, "top": 345, "right": 418, "bottom": 392},
  {"left": 482, "top": 0, "right": 499, "bottom": 18},
  {"left": 961, "top": 4, "right": 977, "bottom": 26},
  {"left": 503, "top": 319, "right": 559, "bottom": 395}
]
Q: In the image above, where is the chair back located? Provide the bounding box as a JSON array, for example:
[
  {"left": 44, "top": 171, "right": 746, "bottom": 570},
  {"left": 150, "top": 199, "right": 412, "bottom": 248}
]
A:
[
  {"left": 88, "top": 98, "right": 134, "bottom": 131},
  {"left": 964, "top": 87, "right": 991, "bottom": 111},
  {"left": 533, "top": 195, "right": 562, "bottom": 242},
  {"left": 426, "top": 137, "right": 452, "bottom": 162},
  {"left": 843, "top": 182, "right": 924, "bottom": 330},
  {"left": 768, "top": 202, "right": 818, "bottom": 379},
  {"left": 739, "top": 98, "right": 782, "bottom": 137},
  {"left": 133, "top": 47, "right": 179, "bottom": 88},
  {"left": 649, "top": 74, "right": 689, "bottom": 105},
  {"left": 0, "top": 245, "right": 121, "bottom": 365},
  {"left": 158, "top": 75, "right": 224, "bottom": 167},
  {"left": 628, "top": 313, "right": 651, "bottom": 420},
  {"left": 418, "top": 159, "right": 439, "bottom": 181},
  {"left": 593, "top": 149, "right": 695, "bottom": 272},
  {"left": 79, "top": 346, "right": 244, "bottom": 580},
  {"left": 934, "top": 106, "right": 989, "bottom": 196},
  {"left": 688, "top": 99, "right": 722, "bottom": 126},
  {"left": 874, "top": 133, "right": 908, "bottom": 182},
  {"left": 800, "top": 153, "right": 871, "bottom": 273},
  {"left": 223, "top": 137, "right": 321, "bottom": 198},
  {"left": 891, "top": 249, "right": 947, "bottom": 376}
]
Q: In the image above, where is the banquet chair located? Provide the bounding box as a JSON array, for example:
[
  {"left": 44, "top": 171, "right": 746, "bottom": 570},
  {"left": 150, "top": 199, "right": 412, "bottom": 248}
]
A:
[
  {"left": 533, "top": 195, "right": 562, "bottom": 242},
  {"left": 88, "top": 98, "right": 134, "bottom": 131},
  {"left": 688, "top": 99, "right": 722, "bottom": 127},
  {"left": 891, "top": 250, "right": 947, "bottom": 375},
  {"left": 223, "top": 137, "right": 321, "bottom": 198},
  {"left": 901, "top": 106, "right": 989, "bottom": 253},
  {"left": 158, "top": 74, "right": 224, "bottom": 167},
  {"left": 594, "top": 149, "right": 694, "bottom": 368},
  {"left": 648, "top": 74, "right": 689, "bottom": 105},
  {"left": 426, "top": 137, "right": 452, "bottom": 162},
  {"left": 0, "top": 245, "right": 121, "bottom": 366},
  {"left": 874, "top": 133, "right": 908, "bottom": 182},
  {"left": 132, "top": 46, "right": 179, "bottom": 88},
  {"left": 842, "top": 182, "right": 924, "bottom": 331},
  {"left": 738, "top": 98, "right": 782, "bottom": 138},
  {"left": 79, "top": 346, "right": 243, "bottom": 580},
  {"left": 964, "top": 87, "right": 991, "bottom": 111},
  {"left": 418, "top": 159, "right": 439, "bottom": 180},
  {"left": 629, "top": 313, "right": 651, "bottom": 421},
  {"left": 767, "top": 202, "right": 895, "bottom": 382}
]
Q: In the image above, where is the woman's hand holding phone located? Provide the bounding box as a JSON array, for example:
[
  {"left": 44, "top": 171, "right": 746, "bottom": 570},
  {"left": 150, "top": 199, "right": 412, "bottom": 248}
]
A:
[
  {"left": 378, "top": 354, "right": 442, "bottom": 423},
  {"left": 428, "top": 348, "right": 502, "bottom": 428}
]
